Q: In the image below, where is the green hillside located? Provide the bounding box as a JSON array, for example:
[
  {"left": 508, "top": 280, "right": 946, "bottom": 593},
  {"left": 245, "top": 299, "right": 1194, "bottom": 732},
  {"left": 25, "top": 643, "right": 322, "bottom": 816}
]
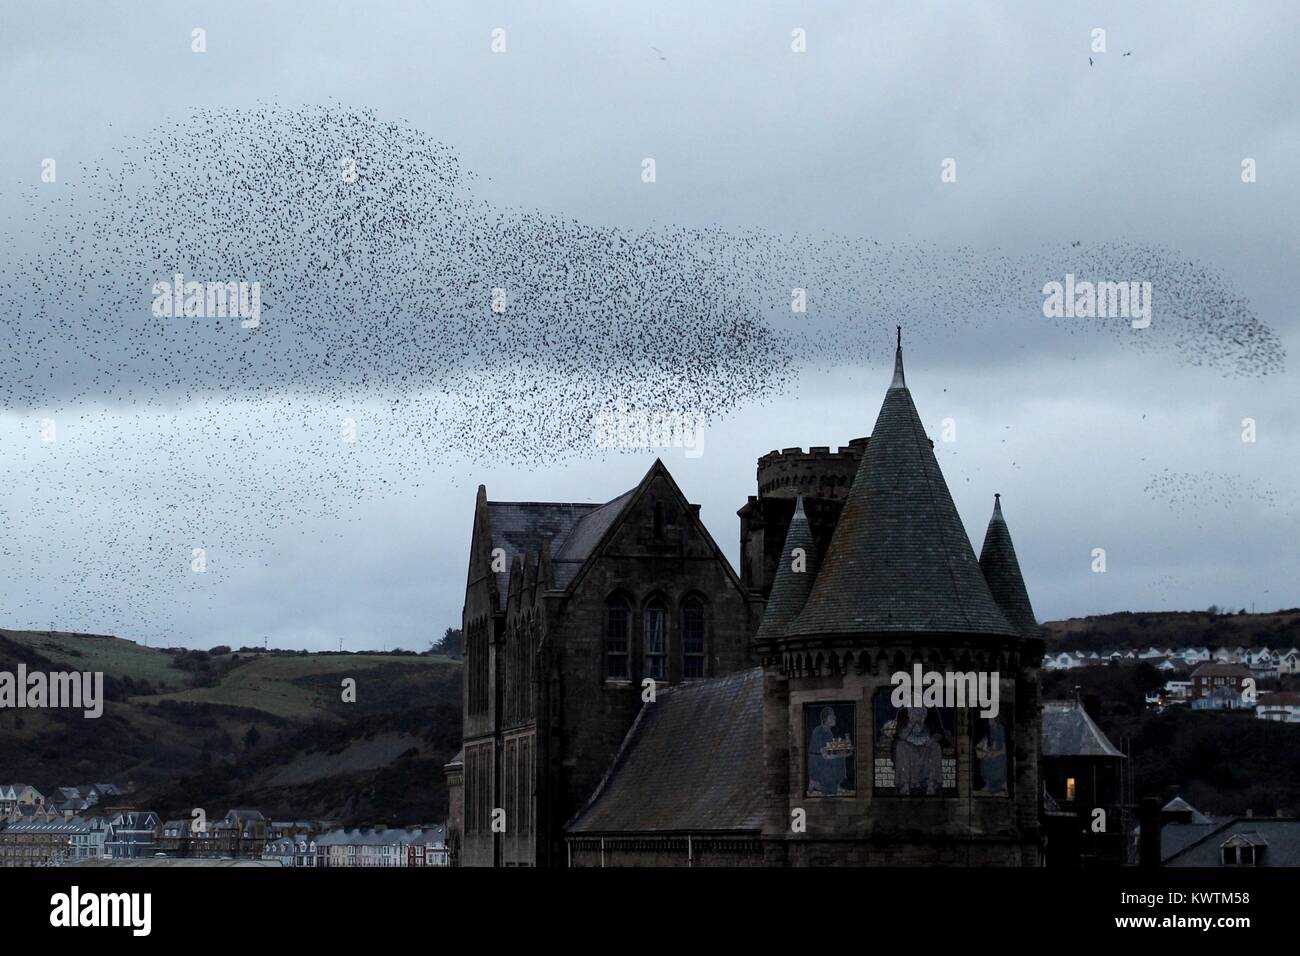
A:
[{"left": 0, "top": 630, "right": 462, "bottom": 825}]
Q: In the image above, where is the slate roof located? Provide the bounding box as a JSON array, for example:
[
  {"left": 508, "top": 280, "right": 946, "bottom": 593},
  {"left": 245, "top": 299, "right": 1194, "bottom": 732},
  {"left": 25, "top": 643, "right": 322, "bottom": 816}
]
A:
[
  {"left": 1191, "top": 662, "right": 1253, "bottom": 679},
  {"left": 551, "top": 489, "right": 637, "bottom": 589},
  {"left": 753, "top": 496, "right": 818, "bottom": 649},
  {"left": 1040, "top": 700, "right": 1126, "bottom": 758},
  {"left": 1162, "top": 796, "right": 1213, "bottom": 825},
  {"left": 790, "top": 339, "right": 1018, "bottom": 639},
  {"left": 566, "top": 668, "right": 765, "bottom": 834},
  {"left": 978, "top": 495, "right": 1039, "bottom": 638},
  {"left": 314, "top": 826, "right": 446, "bottom": 847},
  {"left": 1258, "top": 691, "right": 1300, "bottom": 706},
  {"left": 1165, "top": 818, "right": 1300, "bottom": 866},
  {"left": 485, "top": 501, "right": 604, "bottom": 608}
]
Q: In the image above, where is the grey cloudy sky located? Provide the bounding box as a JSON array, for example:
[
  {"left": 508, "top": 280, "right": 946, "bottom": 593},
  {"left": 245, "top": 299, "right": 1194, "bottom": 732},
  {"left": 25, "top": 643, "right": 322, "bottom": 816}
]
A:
[{"left": 1, "top": 1, "right": 1296, "bottom": 649}]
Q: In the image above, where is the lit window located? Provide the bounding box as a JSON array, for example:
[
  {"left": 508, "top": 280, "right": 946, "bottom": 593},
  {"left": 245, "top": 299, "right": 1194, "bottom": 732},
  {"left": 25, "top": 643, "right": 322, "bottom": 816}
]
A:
[{"left": 1065, "top": 777, "right": 1076, "bottom": 801}]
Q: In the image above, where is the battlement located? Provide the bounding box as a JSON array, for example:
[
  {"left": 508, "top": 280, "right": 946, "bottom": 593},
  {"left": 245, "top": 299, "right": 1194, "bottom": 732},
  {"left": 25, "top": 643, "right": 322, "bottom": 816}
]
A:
[{"left": 756, "top": 437, "right": 867, "bottom": 500}]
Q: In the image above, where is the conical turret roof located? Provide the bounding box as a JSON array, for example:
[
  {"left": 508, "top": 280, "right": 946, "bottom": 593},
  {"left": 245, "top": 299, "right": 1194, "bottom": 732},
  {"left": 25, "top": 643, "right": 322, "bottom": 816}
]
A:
[
  {"left": 978, "top": 494, "right": 1039, "bottom": 638},
  {"left": 754, "top": 496, "right": 818, "bottom": 648},
  {"left": 789, "top": 332, "right": 1018, "bottom": 639}
]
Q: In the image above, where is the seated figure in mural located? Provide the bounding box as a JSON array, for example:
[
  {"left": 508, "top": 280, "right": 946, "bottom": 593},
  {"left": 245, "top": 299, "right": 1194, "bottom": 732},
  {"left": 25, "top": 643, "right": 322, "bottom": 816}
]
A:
[
  {"left": 975, "top": 717, "right": 1008, "bottom": 795},
  {"left": 892, "top": 706, "right": 944, "bottom": 795},
  {"left": 807, "top": 705, "right": 851, "bottom": 795}
]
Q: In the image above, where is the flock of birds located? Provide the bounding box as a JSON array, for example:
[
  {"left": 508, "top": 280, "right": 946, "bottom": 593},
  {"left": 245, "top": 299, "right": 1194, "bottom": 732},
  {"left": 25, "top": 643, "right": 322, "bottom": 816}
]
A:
[
  {"left": 1143, "top": 469, "right": 1280, "bottom": 520},
  {"left": 0, "top": 103, "right": 1286, "bottom": 641}
]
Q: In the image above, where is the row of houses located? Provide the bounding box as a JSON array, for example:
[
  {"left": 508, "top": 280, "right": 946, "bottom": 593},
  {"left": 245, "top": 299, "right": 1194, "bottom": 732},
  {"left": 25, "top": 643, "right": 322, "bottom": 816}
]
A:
[
  {"left": 1154, "top": 664, "right": 1300, "bottom": 721},
  {"left": 262, "top": 826, "right": 449, "bottom": 867},
  {"left": 0, "top": 803, "right": 450, "bottom": 867},
  {"left": 0, "top": 782, "right": 128, "bottom": 820},
  {"left": 0, "top": 811, "right": 156, "bottom": 866},
  {"left": 1045, "top": 645, "right": 1300, "bottom": 678}
]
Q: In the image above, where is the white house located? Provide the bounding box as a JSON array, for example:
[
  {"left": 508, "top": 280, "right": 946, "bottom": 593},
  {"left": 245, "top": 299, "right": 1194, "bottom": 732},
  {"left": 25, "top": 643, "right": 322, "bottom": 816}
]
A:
[
  {"left": 1278, "top": 648, "right": 1300, "bottom": 676},
  {"left": 1255, "top": 691, "right": 1300, "bottom": 723},
  {"left": 68, "top": 816, "right": 109, "bottom": 860}
]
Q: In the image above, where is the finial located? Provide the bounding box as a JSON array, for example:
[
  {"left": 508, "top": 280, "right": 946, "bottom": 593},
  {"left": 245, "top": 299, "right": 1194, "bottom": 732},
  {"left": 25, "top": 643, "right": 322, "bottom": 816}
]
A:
[
  {"left": 793, "top": 494, "right": 806, "bottom": 517},
  {"left": 890, "top": 326, "right": 906, "bottom": 389}
]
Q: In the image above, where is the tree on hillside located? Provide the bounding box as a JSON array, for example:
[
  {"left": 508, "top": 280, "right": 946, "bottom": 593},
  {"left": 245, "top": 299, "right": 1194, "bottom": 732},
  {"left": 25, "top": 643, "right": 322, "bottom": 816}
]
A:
[
  {"left": 431, "top": 627, "right": 463, "bottom": 659},
  {"left": 243, "top": 725, "right": 261, "bottom": 750}
]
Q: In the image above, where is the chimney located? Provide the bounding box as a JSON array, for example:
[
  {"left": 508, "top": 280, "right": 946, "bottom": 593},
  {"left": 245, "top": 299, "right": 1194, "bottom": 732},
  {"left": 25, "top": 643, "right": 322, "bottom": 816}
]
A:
[{"left": 1138, "top": 797, "right": 1161, "bottom": 868}]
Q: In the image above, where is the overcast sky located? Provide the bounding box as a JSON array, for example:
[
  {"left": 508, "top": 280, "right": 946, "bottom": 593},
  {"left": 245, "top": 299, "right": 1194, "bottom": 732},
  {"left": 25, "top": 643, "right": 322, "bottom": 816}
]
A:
[{"left": 1, "top": 1, "right": 1296, "bottom": 650}]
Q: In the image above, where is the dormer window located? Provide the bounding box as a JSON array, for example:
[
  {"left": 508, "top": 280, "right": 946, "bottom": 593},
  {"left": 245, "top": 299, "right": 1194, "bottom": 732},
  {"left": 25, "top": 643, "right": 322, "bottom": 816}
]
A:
[{"left": 1220, "top": 834, "right": 1265, "bottom": 865}]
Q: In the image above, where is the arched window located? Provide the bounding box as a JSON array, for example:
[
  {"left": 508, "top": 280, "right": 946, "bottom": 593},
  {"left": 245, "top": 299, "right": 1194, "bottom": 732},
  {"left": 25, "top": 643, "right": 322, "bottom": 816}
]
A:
[
  {"left": 605, "top": 595, "right": 630, "bottom": 679},
  {"left": 643, "top": 596, "right": 668, "bottom": 680},
  {"left": 682, "top": 596, "right": 706, "bottom": 679}
]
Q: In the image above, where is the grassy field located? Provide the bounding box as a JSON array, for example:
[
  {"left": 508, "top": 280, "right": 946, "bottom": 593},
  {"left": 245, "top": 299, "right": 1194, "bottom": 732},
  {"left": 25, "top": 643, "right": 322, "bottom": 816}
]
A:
[
  {"left": 141, "top": 652, "right": 457, "bottom": 719},
  {"left": 0, "top": 628, "right": 463, "bottom": 822},
  {"left": 0, "top": 629, "right": 194, "bottom": 690}
]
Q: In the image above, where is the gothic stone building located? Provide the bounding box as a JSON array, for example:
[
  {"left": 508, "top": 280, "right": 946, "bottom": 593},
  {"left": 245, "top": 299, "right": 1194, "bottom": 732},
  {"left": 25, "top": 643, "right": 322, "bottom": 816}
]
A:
[
  {"left": 449, "top": 461, "right": 764, "bottom": 866},
  {"left": 448, "top": 338, "right": 1046, "bottom": 866}
]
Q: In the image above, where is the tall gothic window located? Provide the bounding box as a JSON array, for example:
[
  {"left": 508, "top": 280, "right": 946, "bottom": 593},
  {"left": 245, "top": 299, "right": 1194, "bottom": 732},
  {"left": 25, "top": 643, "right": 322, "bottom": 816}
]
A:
[
  {"left": 644, "top": 596, "right": 667, "bottom": 680},
  {"left": 605, "top": 595, "right": 630, "bottom": 679},
  {"left": 682, "top": 596, "right": 706, "bottom": 679}
]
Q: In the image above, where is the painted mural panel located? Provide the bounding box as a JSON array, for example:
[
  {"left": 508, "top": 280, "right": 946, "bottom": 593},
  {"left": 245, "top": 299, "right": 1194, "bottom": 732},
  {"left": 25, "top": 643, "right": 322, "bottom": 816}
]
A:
[
  {"left": 873, "top": 691, "right": 957, "bottom": 795},
  {"left": 804, "top": 702, "right": 856, "bottom": 796},
  {"left": 972, "top": 712, "right": 1013, "bottom": 796}
]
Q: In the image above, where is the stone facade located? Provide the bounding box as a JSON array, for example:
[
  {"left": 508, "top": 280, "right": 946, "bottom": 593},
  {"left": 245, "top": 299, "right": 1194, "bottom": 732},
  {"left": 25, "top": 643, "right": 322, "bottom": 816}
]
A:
[
  {"left": 454, "top": 337, "right": 1049, "bottom": 868},
  {"left": 450, "top": 461, "right": 763, "bottom": 867},
  {"left": 737, "top": 441, "right": 864, "bottom": 597}
]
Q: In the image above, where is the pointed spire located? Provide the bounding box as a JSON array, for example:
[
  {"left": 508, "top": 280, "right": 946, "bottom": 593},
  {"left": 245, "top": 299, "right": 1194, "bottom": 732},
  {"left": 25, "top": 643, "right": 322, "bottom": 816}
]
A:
[
  {"left": 890, "top": 325, "right": 906, "bottom": 389},
  {"left": 979, "top": 494, "right": 1039, "bottom": 638},
  {"left": 754, "top": 496, "right": 819, "bottom": 650},
  {"left": 789, "top": 343, "right": 1017, "bottom": 639}
]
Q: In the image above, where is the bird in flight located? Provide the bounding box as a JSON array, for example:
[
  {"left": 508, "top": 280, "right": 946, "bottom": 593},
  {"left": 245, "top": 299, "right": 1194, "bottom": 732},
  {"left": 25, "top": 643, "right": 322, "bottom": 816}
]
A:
[
  {"left": 1088, "top": 57, "right": 1093, "bottom": 66},
  {"left": 650, "top": 46, "right": 669, "bottom": 64}
]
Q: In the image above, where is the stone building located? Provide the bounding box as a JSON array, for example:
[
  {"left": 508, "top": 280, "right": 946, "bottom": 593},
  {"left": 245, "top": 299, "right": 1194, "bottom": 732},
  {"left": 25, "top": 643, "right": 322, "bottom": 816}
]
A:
[
  {"left": 1039, "top": 698, "right": 1129, "bottom": 865},
  {"left": 737, "top": 439, "right": 865, "bottom": 597},
  {"left": 451, "top": 335, "right": 1047, "bottom": 866},
  {"left": 450, "top": 460, "right": 764, "bottom": 866}
]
